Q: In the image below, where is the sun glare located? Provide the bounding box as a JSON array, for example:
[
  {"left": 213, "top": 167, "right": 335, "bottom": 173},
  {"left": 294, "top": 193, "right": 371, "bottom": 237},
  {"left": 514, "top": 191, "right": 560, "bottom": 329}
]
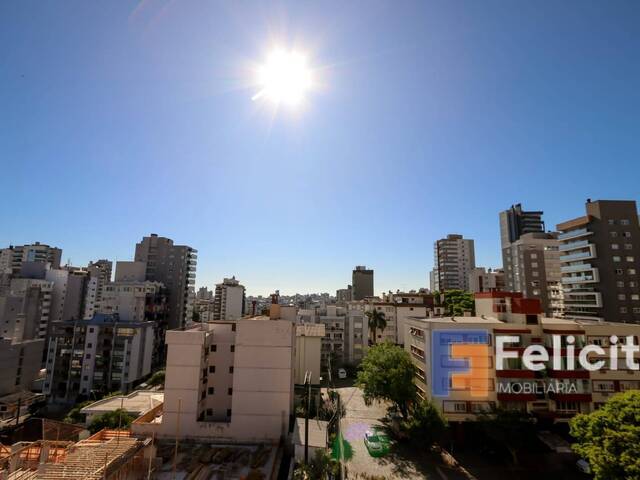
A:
[{"left": 253, "top": 49, "right": 312, "bottom": 107}]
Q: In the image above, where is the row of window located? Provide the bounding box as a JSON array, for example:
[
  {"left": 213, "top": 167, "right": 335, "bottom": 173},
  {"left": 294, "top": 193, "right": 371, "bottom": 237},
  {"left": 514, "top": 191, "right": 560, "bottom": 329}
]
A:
[{"left": 209, "top": 344, "right": 235, "bottom": 353}]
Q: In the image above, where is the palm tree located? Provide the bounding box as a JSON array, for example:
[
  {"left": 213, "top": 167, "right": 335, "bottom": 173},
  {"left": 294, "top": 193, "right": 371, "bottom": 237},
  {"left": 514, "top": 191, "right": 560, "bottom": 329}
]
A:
[{"left": 365, "top": 309, "right": 387, "bottom": 345}]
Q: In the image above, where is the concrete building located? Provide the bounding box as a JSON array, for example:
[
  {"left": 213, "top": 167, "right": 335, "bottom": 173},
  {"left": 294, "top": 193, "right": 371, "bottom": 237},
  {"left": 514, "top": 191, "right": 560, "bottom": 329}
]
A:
[
  {"left": 404, "top": 291, "right": 640, "bottom": 422},
  {"left": 83, "top": 260, "right": 113, "bottom": 319},
  {"left": 0, "top": 276, "right": 52, "bottom": 341},
  {"left": 352, "top": 266, "right": 374, "bottom": 300},
  {"left": 134, "top": 234, "right": 197, "bottom": 330},
  {"left": 558, "top": 199, "right": 640, "bottom": 323},
  {"left": 44, "top": 314, "right": 156, "bottom": 402},
  {"left": 133, "top": 314, "right": 295, "bottom": 442},
  {"left": 432, "top": 235, "right": 475, "bottom": 291},
  {"left": 0, "top": 243, "right": 62, "bottom": 275},
  {"left": 502, "top": 232, "right": 562, "bottom": 317},
  {"left": 295, "top": 323, "right": 325, "bottom": 385},
  {"left": 197, "top": 287, "right": 214, "bottom": 300},
  {"left": 213, "top": 277, "right": 246, "bottom": 321},
  {"left": 0, "top": 338, "right": 44, "bottom": 396},
  {"left": 80, "top": 390, "right": 163, "bottom": 425},
  {"left": 500, "top": 204, "right": 545, "bottom": 250},
  {"left": 469, "top": 267, "right": 505, "bottom": 293},
  {"left": 336, "top": 285, "right": 353, "bottom": 304}
]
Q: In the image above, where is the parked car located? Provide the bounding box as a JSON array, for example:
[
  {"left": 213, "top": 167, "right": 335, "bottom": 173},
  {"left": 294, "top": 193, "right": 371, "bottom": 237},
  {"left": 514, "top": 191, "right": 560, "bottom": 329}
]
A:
[
  {"left": 576, "top": 459, "right": 591, "bottom": 474},
  {"left": 337, "top": 368, "right": 347, "bottom": 379},
  {"left": 364, "top": 426, "right": 391, "bottom": 457}
]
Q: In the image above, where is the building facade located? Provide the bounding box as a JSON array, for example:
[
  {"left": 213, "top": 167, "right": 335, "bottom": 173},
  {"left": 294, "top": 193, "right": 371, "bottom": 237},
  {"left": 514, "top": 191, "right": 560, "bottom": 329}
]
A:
[
  {"left": 352, "top": 266, "right": 374, "bottom": 300},
  {"left": 213, "top": 277, "right": 246, "bottom": 321},
  {"left": 432, "top": 234, "right": 476, "bottom": 291},
  {"left": 134, "top": 234, "right": 197, "bottom": 330},
  {"left": 558, "top": 199, "right": 640, "bottom": 322},
  {"left": 404, "top": 291, "right": 640, "bottom": 423},
  {"left": 468, "top": 267, "right": 505, "bottom": 293},
  {"left": 0, "top": 243, "right": 62, "bottom": 275}
]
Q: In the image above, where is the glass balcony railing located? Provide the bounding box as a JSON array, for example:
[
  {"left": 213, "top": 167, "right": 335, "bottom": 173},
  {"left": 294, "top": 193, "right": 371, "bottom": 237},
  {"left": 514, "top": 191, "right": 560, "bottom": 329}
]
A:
[
  {"left": 560, "top": 250, "right": 594, "bottom": 262},
  {"left": 558, "top": 228, "right": 592, "bottom": 241},
  {"left": 559, "top": 240, "right": 590, "bottom": 252}
]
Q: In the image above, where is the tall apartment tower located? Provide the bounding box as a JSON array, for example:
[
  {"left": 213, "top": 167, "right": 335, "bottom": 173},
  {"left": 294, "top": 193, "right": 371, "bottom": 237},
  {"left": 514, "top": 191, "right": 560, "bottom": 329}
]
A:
[
  {"left": 0, "top": 242, "right": 62, "bottom": 274},
  {"left": 557, "top": 199, "right": 640, "bottom": 323},
  {"left": 213, "top": 277, "right": 246, "bottom": 321},
  {"left": 84, "top": 259, "right": 113, "bottom": 319},
  {"left": 134, "top": 234, "right": 197, "bottom": 330},
  {"left": 499, "top": 204, "right": 545, "bottom": 249},
  {"left": 500, "top": 205, "right": 561, "bottom": 317},
  {"left": 352, "top": 266, "right": 374, "bottom": 300},
  {"left": 432, "top": 235, "right": 475, "bottom": 291}
]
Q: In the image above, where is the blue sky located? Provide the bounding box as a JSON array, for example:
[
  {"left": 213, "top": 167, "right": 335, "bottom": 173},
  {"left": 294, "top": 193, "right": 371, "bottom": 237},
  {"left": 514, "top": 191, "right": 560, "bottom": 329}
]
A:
[{"left": 1, "top": 1, "right": 639, "bottom": 295}]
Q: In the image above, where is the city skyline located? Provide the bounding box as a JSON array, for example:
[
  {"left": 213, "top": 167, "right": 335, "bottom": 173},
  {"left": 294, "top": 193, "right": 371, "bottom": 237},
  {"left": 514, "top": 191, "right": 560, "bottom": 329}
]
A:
[{"left": 2, "top": 1, "right": 640, "bottom": 295}]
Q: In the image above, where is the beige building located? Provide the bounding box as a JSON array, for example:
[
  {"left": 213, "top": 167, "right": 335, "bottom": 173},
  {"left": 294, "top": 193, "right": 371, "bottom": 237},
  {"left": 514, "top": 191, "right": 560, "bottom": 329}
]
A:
[
  {"left": 468, "top": 267, "right": 505, "bottom": 293},
  {"left": 432, "top": 234, "right": 476, "bottom": 291},
  {"left": 404, "top": 291, "right": 640, "bottom": 423},
  {"left": 134, "top": 314, "right": 295, "bottom": 443},
  {"left": 213, "top": 276, "right": 246, "bottom": 321},
  {"left": 295, "top": 323, "right": 325, "bottom": 385}
]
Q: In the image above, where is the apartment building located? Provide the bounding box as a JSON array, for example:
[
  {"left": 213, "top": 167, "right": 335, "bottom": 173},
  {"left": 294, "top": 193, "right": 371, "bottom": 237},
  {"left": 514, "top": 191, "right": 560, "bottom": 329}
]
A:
[
  {"left": 0, "top": 338, "right": 44, "bottom": 396},
  {"left": 352, "top": 266, "right": 374, "bottom": 300},
  {"left": 44, "top": 313, "right": 155, "bottom": 402},
  {"left": 295, "top": 323, "right": 325, "bottom": 385},
  {"left": 432, "top": 235, "right": 475, "bottom": 291},
  {"left": 404, "top": 291, "right": 640, "bottom": 423},
  {"left": 336, "top": 285, "right": 353, "bottom": 305},
  {"left": 0, "top": 243, "right": 62, "bottom": 275},
  {"left": 468, "top": 268, "right": 505, "bottom": 293},
  {"left": 0, "top": 275, "right": 52, "bottom": 341},
  {"left": 134, "top": 234, "right": 197, "bottom": 330},
  {"left": 500, "top": 204, "right": 545, "bottom": 249},
  {"left": 213, "top": 277, "right": 246, "bottom": 321},
  {"left": 135, "top": 314, "right": 295, "bottom": 442},
  {"left": 558, "top": 199, "right": 640, "bottom": 323},
  {"left": 502, "top": 232, "right": 562, "bottom": 317},
  {"left": 83, "top": 259, "right": 113, "bottom": 319}
]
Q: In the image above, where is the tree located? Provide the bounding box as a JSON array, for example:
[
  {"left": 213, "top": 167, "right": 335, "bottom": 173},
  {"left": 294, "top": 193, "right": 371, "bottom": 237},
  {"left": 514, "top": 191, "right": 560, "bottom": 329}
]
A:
[
  {"left": 147, "top": 370, "right": 165, "bottom": 387},
  {"left": 64, "top": 400, "right": 93, "bottom": 424},
  {"left": 365, "top": 309, "right": 387, "bottom": 345},
  {"left": 442, "top": 290, "right": 474, "bottom": 316},
  {"left": 293, "top": 449, "right": 339, "bottom": 480},
  {"left": 477, "top": 407, "right": 536, "bottom": 465},
  {"left": 88, "top": 408, "right": 134, "bottom": 434},
  {"left": 570, "top": 390, "right": 640, "bottom": 480},
  {"left": 404, "top": 399, "right": 448, "bottom": 445},
  {"left": 356, "top": 343, "right": 416, "bottom": 418}
]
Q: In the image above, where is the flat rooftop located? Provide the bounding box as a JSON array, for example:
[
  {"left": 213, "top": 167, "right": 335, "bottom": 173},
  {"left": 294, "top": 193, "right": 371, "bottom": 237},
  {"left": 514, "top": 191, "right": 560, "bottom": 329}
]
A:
[{"left": 81, "top": 391, "right": 163, "bottom": 415}]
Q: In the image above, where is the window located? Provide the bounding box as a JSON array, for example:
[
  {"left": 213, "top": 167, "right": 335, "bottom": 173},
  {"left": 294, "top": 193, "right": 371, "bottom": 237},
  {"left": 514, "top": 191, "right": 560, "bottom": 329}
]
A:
[
  {"left": 613, "top": 256, "right": 621, "bottom": 262},
  {"left": 621, "top": 307, "right": 628, "bottom": 313},
  {"left": 85, "top": 354, "right": 91, "bottom": 359},
  {"left": 630, "top": 269, "right": 637, "bottom": 275},
  {"left": 610, "top": 231, "right": 618, "bottom": 238},
  {"left": 228, "top": 388, "right": 233, "bottom": 395},
  {"left": 208, "top": 366, "right": 215, "bottom": 373},
  {"left": 632, "top": 294, "right": 640, "bottom": 301},
  {"left": 630, "top": 281, "right": 637, "bottom": 288},
  {"left": 208, "top": 387, "right": 214, "bottom": 395},
  {"left": 87, "top": 343, "right": 92, "bottom": 348},
  {"left": 229, "top": 366, "right": 234, "bottom": 373},
  {"left": 617, "top": 281, "right": 625, "bottom": 288},
  {"left": 616, "top": 269, "right": 624, "bottom": 275},
  {"left": 206, "top": 408, "right": 213, "bottom": 416},
  {"left": 608, "top": 219, "right": 616, "bottom": 225},
  {"left": 618, "top": 294, "right": 626, "bottom": 301},
  {"left": 443, "top": 401, "right": 468, "bottom": 413},
  {"left": 625, "top": 243, "right": 634, "bottom": 250},
  {"left": 531, "top": 262, "right": 538, "bottom": 268},
  {"left": 621, "top": 219, "right": 631, "bottom": 225},
  {"left": 634, "top": 308, "right": 640, "bottom": 314},
  {"left": 227, "top": 409, "right": 232, "bottom": 417},
  {"left": 530, "top": 253, "right": 538, "bottom": 259},
  {"left": 231, "top": 323, "right": 236, "bottom": 332},
  {"left": 624, "top": 232, "right": 632, "bottom": 238},
  {"left": 612, "top": 244, "right": 620, "bottom": 250},
  {"left": 89, "top": 328, "right": 94, "bottom": 333},
  {"left": 532, "top": 271, "right": 539, "bottom": 277},
  {"left": 210, "top": 345, "right": 217, "bottom": 352},
  {"left": 627, "top": 256, "right": 635, "bottom": 262},
  {"left": 230, "top": 345, "right": 235, "bottom": 352}
]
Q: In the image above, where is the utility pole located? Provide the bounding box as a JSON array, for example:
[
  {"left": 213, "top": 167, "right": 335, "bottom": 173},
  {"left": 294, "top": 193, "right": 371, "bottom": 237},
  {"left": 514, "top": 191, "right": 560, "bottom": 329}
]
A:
[{"left": 304, "top": 370, "right": 311, "bottom": 464}]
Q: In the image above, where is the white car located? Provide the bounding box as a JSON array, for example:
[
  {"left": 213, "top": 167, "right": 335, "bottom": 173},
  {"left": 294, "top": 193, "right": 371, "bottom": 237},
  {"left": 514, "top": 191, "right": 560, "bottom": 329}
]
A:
[{"left": 337, "top": 368, "right": 348, "bottom": 379}]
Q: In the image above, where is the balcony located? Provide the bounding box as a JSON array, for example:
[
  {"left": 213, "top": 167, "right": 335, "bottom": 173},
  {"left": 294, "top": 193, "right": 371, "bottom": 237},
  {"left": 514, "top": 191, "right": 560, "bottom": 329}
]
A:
[
  {"left": 558, "top": 228, "right": 592, "bottom": 241},
  {"left": 560, "top": 249, "right": 596, "bottom": 263},
  {"left": 559, "top": 240, "right": 590, "bottom": 252},
  {"left": 561, "top": 263, "right": 595, "bottom": 274}
]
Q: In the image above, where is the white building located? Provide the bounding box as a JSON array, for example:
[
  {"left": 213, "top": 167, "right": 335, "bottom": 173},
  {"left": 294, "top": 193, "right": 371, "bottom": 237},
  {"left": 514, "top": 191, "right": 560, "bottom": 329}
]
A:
[
  {"left": 432, "top": 234, "right": 476, "bottom": 291},
  {"left": 214, "top": 277, "right": 246, "bottom": 321}
]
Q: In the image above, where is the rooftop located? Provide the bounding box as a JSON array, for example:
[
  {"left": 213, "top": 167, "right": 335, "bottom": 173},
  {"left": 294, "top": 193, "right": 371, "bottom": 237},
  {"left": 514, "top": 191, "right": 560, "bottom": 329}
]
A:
[{"left": 81, "top": 391, "right": 163, "bottom": 416}]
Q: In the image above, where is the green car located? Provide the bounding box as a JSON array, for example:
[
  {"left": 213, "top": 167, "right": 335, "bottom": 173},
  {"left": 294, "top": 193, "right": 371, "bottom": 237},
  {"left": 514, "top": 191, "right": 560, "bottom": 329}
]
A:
[{"left": 364, "top": 426, "right": 390, "bottom": 457}]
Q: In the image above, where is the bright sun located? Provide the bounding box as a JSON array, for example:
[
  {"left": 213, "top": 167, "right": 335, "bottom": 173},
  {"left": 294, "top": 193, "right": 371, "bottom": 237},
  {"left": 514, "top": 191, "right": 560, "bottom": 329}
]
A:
[{"left": 253, "top": 49, "right": 312, "bottom": 107}]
